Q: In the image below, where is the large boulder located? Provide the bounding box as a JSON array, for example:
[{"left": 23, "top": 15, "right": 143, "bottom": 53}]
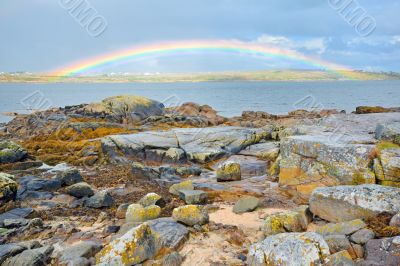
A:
[
  {"left": 309, "top": 185, "right": 400, "bottom": 222},
  {"left": 96, "top": 223, "right": 157, "bottom": 265},
  {"left": 0, "top": 141, "right": 27, "bottom": 164},
  {"left": 279, "top": 134, "right": 376, "bottom": 202},
  {"left": 0, "top": 173, "right": 18, "bottom": 203},
  {"left": 247, "top": 232, "right": 330, "bottom": 266},
  {"left": 85, "top": 95, "right": 165, "bottom": 123},
  {"left": 102, "top": 126, "right": 272, "bottom": 164}
]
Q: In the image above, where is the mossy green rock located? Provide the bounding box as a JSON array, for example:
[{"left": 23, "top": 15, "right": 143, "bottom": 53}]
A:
[
  {"left": 0, "top": 173, "right": 17, "bottom": 203},
  {"left": 172, "top": 205, "right": 209, "bottom": 226},
  {"left": 315, "top": 219, "right": 366, "bottom": 236},
  {"left": 217, "top": 162, "right": 241, "bottom": 182},
  {"left": 169, "top": 180, "right": 193, "bottom": 196},
  {"left": 126, "top": 204, "right": 161, "bottom": 223},
  {"left": 262, "top": 210, "right": 308, "bottom": 236},
  {"left": 0, "top": 141, "right": 27, "bottom": 164}
]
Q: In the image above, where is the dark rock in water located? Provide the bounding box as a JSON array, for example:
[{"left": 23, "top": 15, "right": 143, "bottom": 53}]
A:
[
  {"left": 355, "top": 106, "right": 400, "bottom": 114},
  {"left": 2, "top": 245, "right": 53, "bottom": 266},
  {"left": 233, "top": 196, "right": 259, "bottom": 214},
  {"left": 0, "top": 173, "right": 17, "bottom": 203},
  {"left": 56, "top": 169, "right": 83, "bottom": 186},
  {"left": 0, "top": 243, "right": 26, "bottom": 264},
  {"left": 65, "top": 182, "right": 94, "bottom": 198},
  {"left": 85, "top": 190, "right": 114, "bottom": 208},
  {"left": 147, "top": 218, "right": 189, "bottom": 250},
  {"left": 0, "top": 208, "right": 33, "bottom": 227},
  {"left": 0, "top": 141, "right": 27, "bottom": 164},
  {"left": 362, "top": 237, "right": 400, "bottom": 266}
]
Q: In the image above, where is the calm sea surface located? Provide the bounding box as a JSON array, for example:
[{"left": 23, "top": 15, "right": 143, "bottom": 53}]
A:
[{"left": 1, "top": 80, "right": 400, "bottom": 123}]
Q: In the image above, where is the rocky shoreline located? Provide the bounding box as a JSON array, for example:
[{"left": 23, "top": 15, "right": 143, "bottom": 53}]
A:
[{"left": 0, "top": 95, "right": 399, "bottom": 265}]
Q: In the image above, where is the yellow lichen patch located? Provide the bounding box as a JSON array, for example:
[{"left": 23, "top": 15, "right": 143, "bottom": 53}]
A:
[
  {"left": 351, "top": 171, "right": 375, "bottom": 185},
  {"left": 172, "top": 205, "right": 208, "bottom": 226}
]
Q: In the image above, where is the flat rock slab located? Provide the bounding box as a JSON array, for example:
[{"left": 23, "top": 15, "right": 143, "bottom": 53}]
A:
[
  {"left": 102, "top": 126, "right": 271, "bottom": 164},
  {"left": 310, "top": 184, "right": 400, "bottom": 222},
  {"left": 0, "top": 208, "right": 33, "bottom": 227}
]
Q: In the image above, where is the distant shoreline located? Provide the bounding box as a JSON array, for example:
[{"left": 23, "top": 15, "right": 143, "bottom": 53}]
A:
[{"left": 1, "top": 70, "right": 399, "bottom": 83}]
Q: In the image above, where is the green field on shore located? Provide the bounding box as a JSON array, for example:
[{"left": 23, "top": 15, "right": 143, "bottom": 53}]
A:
[{"left": 1, "top": 70, "right": 400, "bottom": 83}]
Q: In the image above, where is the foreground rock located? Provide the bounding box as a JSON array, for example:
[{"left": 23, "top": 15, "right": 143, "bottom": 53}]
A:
[
  {"left": 247, "top": 232, "right": 330, "bottom": 265},
  {"left": 0, "top": 140, "right": 27, "bottom": 163},
  {"left": 309, "top": 184, "right": 400, "bottom": 222},
  {"left": 96, "top": 223, "right": 157, "bottom": 265},
  {"left": 65, "top": 182, "right": 94, "bottom": 198},
  {"left": 102, "top": 126, "right": 272, "bottom": 164},
  {"left": 376, "top": 122, "right": 400, "bottom": 145}
]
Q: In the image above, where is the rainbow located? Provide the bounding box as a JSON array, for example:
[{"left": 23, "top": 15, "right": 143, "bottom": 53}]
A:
[{"left": 50, "top": 39, "right": 353, "bottom": 78}]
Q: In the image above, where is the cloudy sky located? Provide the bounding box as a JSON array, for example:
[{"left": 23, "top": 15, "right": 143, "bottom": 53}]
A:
[{"left": 1, "top": 0, "right": 399, "bottom": 73}]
